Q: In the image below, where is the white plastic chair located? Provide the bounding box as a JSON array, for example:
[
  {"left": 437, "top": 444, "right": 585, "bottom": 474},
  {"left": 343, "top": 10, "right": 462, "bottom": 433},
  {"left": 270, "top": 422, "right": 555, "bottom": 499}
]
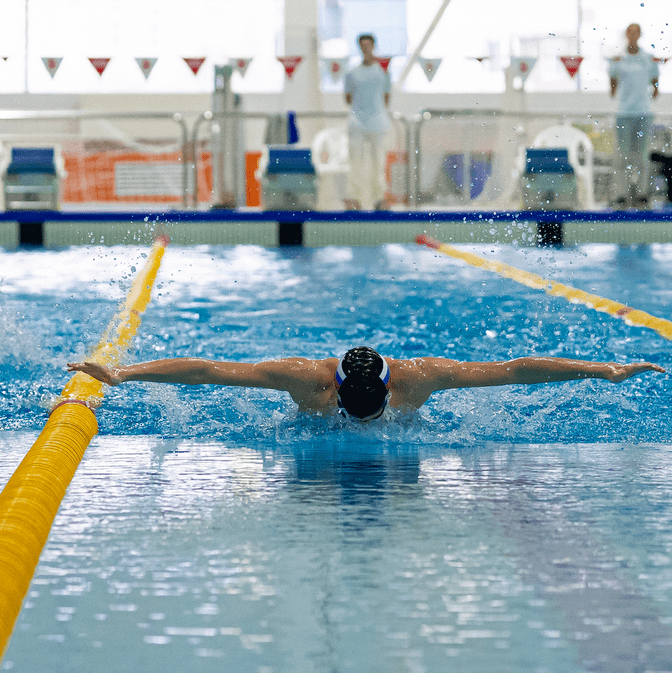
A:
[
  {"left": 311, "top": 127, "right": 349, "bottom": 209},
  {"left": 531, "top": 125, "right": 595, "bottom": 208}
]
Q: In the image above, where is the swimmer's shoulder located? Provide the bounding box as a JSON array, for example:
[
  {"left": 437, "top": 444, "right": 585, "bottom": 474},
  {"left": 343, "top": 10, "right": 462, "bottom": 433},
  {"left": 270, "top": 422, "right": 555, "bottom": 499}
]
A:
[
  {"left": 389, "top": 356, "right": 460, "bottom": 380},
  {"left": 388, "top": 356, "right": 462, "bottom": 408},
  {"left": 265, "top": 356, "right": 337, "bottom": 388}
]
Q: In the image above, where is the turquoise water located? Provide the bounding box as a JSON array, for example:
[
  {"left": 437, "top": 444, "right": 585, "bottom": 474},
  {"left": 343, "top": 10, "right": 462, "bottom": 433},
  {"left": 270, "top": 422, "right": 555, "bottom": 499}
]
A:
[{"left": 1, "top": 242, "right": 671, "bottom": 671}]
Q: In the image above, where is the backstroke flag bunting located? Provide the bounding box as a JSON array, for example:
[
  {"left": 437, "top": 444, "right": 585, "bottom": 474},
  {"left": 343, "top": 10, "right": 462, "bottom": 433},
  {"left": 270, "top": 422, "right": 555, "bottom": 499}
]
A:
[
  {"left": 418, "top": 57, "right": 442, "bottom": 82},
  {"left": 375, "top": 56, "right": 391, "bottom": 72},
  {"left": 560, "top": 56, "right": 583, "bottom": 78},
  {"left": 135, "top": 58, "right": 157, "bottom": 79},
  {"left": 230, "top": 58, "right": 252, "bottom": 77},
  {"left": 42, "top": 58, "right": 62, "bottom": 78},
  {"left": 278, "top": 56, "right": 302, "bottom": 79},
  {"left": 183, "top": 58, "right": 206, "bottom": 75},
  {"left": 88, "top": 58, "right": 111, "bottom": 76},
  {"left": 510, "top": 56, "right": 537, "bottom": 83},
  {"left": 322, "top": 57, "right": 349, "bottom": 83}
]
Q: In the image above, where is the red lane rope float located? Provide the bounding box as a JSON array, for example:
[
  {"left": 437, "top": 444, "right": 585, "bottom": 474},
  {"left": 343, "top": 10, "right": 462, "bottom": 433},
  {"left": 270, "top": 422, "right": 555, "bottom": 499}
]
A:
[
  {"left": 0, "top": 234, "right": 169, "bottom": 659},
  {"left": 416, "top": 234, "right": 672, "bottom": 342}
]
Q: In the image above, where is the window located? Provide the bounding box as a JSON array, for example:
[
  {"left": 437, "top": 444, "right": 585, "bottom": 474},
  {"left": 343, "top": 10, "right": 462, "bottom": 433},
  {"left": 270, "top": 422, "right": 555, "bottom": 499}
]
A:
[{"left": 318, "top": 0, "right": 406, "bottom": 91}]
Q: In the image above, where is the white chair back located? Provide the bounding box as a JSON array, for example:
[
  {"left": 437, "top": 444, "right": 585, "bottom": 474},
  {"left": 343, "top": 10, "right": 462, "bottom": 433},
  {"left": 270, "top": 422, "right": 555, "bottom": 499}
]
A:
[{"left": 311, "top": 127, "right": 349, "bottom": 174}]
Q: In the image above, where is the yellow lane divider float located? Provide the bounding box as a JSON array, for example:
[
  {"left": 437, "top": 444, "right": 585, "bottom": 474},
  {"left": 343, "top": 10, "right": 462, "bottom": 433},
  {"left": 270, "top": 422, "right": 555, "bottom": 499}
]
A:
[
  {"left": 416, "top": 234, "right": 672, "bottom": 342},
  {"left": 0, "top": 235, "right": 169, "bottom": 659}
]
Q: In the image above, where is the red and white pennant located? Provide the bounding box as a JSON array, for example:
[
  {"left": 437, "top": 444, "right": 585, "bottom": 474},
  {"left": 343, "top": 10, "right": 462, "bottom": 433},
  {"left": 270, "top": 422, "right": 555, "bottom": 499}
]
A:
[
  {"left": 89, "top": 58, "right": 111, "bottom": 76},
  {"left": 510, "top": 57, "right": 537, "bottom": 83},
  {"left": 418, "top": 57, "right": 442, "bottom": 82},
  {"left": 183, "top": 58, "right": 206, "bottom": 75},
  {"left": 278, "top": 56, "right": 302, "bottom": 79},
  {"left": 42, "top": 57, "right": 63, "bottom": 78},
  {"left": 560, "top": 55, "right": 583, "bottom": 78},
  {"left": 322, "top": 57, "right": 349, "bottom": 83},
  {"left": 375, "top": 56, "right": 391, "bottom": 72},
  {"left": 230, "top": 58, "right": 252, "bottom": 77},
  {"left": 136, "top": 58, "right": 157, "bottom": 79}
]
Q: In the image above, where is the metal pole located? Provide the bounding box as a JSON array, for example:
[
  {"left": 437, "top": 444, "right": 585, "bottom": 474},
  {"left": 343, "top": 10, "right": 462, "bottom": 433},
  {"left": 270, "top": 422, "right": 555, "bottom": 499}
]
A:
[
  {"left": 174, "top": 113, "right": 189, "bottom": 208},
  {"left": 412, "top": 113, "right": 424, "bottom": 206},
  {"left": 576, "top": 0, "right": 583, "bottom": 92},
  {"left": 24, "top": 0, "right": 28, "bottom": 93},
  {"left": 211, "top": 65, "right": 237, "bottom": 208},
  {"left": 191, "top": 112, "right": 209, "bottom": 207},
  {"left": 395, "top": 0, "right": 454, "bottom": 90}
]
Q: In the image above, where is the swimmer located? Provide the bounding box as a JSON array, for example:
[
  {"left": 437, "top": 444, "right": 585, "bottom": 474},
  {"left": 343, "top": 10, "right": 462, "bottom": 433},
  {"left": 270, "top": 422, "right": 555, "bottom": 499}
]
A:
[{"left": 67, "top": 347, "right": 665, "bottom": 423}]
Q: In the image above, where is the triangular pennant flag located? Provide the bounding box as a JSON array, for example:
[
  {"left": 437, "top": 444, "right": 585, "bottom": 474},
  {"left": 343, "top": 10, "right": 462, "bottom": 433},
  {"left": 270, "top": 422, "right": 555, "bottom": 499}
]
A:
[
  {"left": 560, "top": 55, "right": 583, "bottom": 78},
  {"left": 278, "top": 55, "right": 303, "bottom": 79},
  {"left": 322, "top": 57, "right": 349, "bottom": 83},
  {"left": 653, "top": 57, "right": 669, "bottom": 64},
  {"left": 418, "top": 57, "right": 442, "bottom": 82},
  {"left": 135, "top": 58, "right": 157, "bottom": 79},
  {"left": 183, "top": 57, "right": 206, "bottom": 75},
  {"left": 42, "top": 57, "right": 62, "bottom": 79},
  {"left": 375, "top": 56, "right": 391, "bottom": 72},
  {"left": 510, "top": 56, "right": 537, "bottom": 83},
  {"left": 89, "top": 58, "right": 111, "bottom": 76},
  {"left": 230, "top": 57, "right": 252, "bottom": 77}
]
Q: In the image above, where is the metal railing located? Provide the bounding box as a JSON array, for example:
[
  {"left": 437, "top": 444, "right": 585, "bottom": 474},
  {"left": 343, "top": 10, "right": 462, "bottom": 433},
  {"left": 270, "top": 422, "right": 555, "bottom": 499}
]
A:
[
  {"left": 3, "top": 107, "right": 667, "bottom": 211},
  {"left": 0, "top": 110, "right": 190, "bottom": 207},
  {"left": 190, "top": 109, "right": 411, "bottom": 207},
  {"left": 410, "top": 108, "right": 672, "bottom": 207}
]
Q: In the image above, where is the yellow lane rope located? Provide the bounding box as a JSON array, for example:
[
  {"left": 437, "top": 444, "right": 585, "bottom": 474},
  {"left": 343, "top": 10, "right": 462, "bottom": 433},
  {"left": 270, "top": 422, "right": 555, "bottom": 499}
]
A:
[
  {"left": 416, "top": 234, "right": 672, "bottom": 342},
  {"left": 0, "top": 235, "right": 169, "bottom": 659}
]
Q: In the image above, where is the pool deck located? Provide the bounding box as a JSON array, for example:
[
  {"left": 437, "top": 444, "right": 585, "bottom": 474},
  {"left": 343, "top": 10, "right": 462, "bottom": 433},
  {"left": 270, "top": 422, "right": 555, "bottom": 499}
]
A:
[{"left": 1, "top": 206, "right": 672, "bottom": 247}]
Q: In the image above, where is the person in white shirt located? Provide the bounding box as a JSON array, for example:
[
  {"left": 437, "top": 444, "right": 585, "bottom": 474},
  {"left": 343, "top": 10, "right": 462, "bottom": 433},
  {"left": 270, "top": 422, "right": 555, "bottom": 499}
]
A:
[
  {"left": 343, "top": 34, "right": 391, "bottom": 211},
  {"left": 609, "top": 23, "right": 660, "bottom": 208}
]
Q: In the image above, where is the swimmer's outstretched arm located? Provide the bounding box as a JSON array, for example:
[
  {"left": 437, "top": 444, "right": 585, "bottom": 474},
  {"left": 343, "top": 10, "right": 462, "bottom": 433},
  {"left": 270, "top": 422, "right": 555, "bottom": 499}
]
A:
[
  {"left": 406, "top": 356, "right": 665, "bottom": 398},
  {"left": 66, "top": 357, "right": 324, "bottom": 393}
]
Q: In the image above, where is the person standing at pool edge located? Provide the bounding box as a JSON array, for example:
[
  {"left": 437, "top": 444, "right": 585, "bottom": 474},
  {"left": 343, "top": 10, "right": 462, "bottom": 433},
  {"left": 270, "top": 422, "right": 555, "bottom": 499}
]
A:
[
  {"left": 609, "top": 22, "right": 660, "bottom": 209},
  {"left": 67, "top": 346, "right": 664, "bottom": 423},
  {"left": 343, "top": 34, "right": 391, "bottom": 211}
]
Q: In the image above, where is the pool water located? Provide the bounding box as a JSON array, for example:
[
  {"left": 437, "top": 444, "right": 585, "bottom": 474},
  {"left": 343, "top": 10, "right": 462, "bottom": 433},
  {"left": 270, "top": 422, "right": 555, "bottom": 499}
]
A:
[{"left": 1, "top": 242, "right": 671, "bottom": 672}]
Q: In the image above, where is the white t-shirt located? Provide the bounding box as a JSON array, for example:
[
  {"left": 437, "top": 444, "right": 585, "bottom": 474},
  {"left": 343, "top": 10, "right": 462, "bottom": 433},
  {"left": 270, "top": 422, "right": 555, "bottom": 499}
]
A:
[
  {"left": 344, "top": 63, "right": 391, "bottom": 133},
  {"left": 609, "top": 50, "right": 659, "bottom": 116}
]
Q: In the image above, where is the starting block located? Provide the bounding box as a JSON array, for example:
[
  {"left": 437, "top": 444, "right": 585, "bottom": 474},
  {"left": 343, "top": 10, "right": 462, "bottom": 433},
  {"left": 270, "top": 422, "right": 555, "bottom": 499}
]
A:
[
  {"left": 261, "top": 146, "right": 318, "bottom": 210},
  {"left": 522, "top": 148, "right": 577, "bottom": 210},
  {"left": 3, "top": 147, "right": 61, "bottom": 211}
]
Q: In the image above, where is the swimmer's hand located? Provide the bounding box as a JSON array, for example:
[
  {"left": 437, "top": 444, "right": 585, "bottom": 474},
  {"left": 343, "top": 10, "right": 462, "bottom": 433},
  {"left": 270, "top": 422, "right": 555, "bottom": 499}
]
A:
[
  {"left": 604, "top": 362, "right": 665, "bottom": 383},
  {"left": 67, "top": 361, "right": 123, "bottom": 386}
]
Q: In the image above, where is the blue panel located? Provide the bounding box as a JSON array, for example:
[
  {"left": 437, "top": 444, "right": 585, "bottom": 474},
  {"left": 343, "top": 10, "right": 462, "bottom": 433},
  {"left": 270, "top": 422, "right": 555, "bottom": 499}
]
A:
[
  {"left": 6, "top": 148, "right": 57, "bottom": 175},
  {"left": 443, "top": 154, "right": 493, "bottom": 199},
  {"left": 525, "top": 148, "right": 574, "bottom": 174},
  {"left": 266, "top": 147, "right": 315, "bottom": 174}
]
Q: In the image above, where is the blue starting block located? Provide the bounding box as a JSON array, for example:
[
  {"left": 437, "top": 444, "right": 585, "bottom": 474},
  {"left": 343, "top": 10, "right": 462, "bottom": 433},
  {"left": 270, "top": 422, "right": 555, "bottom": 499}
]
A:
[
  {"left": 522, "top": 148, "right": 577, "bottom": 210},
  {"left": 3, "top": 147, "right": 60, "bottom": 211},
  {"left": 261, "top": 146, "right": 317, "bottom": 211}
]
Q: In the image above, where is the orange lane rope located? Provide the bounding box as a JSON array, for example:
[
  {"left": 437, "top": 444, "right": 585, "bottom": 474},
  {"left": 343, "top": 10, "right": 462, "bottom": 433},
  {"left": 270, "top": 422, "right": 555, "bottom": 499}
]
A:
[
  {"left": 0, "top": 234, "right": 169, "bottom": 660},
  {"left": 416, "top": 234, "right": 672, "bottom": 342}
]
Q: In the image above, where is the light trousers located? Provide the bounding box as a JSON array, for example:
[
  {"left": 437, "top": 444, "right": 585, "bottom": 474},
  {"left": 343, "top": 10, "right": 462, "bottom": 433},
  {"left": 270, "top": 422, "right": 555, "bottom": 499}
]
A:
[
  {"left": 613, "top": 115, "right": 653, "bottom": 200},
  {"left": 347, "top": 126, "right": 388, "bottom": 207}
]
